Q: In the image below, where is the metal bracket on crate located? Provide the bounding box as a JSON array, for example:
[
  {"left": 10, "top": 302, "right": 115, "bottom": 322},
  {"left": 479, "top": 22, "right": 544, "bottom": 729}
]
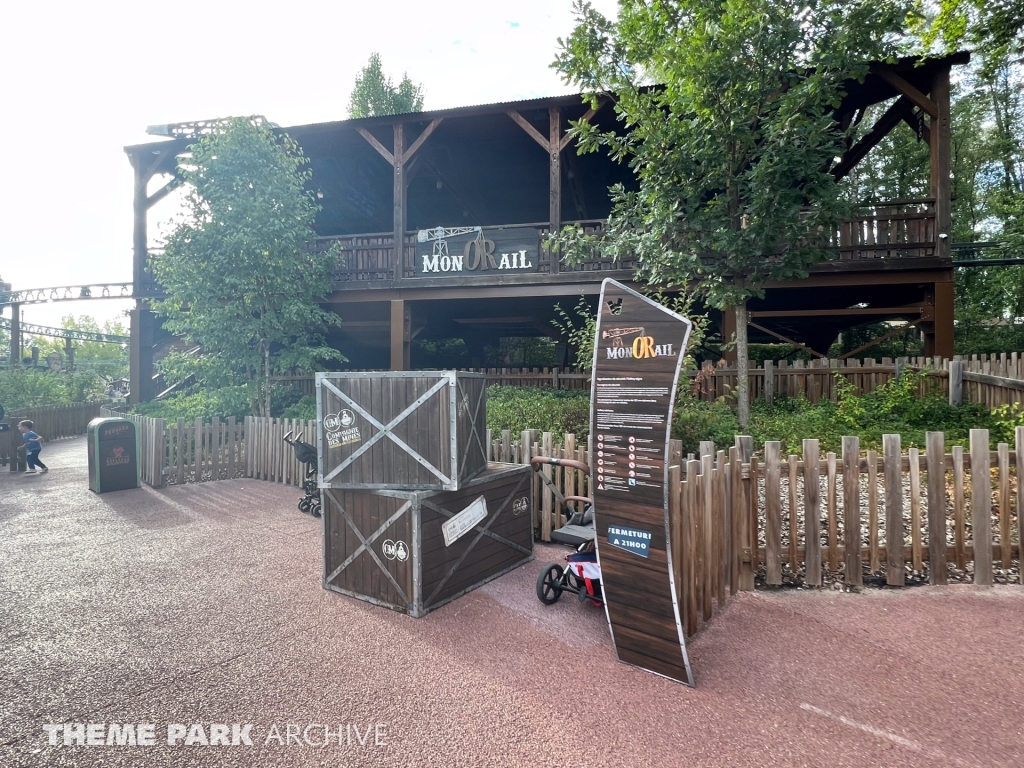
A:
[
  {"left": 324, "top": 490, "right": 413, "bottom": 606},
  {"left": 457, "top": 377, "right": 487, "bottom": 476},
  {"left": 320, "top": 377, "right": 453, "bottom": 485}
]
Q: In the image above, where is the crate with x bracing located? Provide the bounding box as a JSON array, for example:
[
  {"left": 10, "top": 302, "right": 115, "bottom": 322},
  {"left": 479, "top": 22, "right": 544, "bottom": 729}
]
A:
[
  {"left": 322, "top": 462, "right": 533, "bottom": 616},
  {"left": 316, "top": 371, "right": 488, "bottom": 491}
]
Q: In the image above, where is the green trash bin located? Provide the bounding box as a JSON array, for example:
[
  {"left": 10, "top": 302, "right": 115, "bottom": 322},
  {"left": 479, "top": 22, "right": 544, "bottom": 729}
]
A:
[{"left": 87, "top": 417, "right": 140, "bottom": 493}]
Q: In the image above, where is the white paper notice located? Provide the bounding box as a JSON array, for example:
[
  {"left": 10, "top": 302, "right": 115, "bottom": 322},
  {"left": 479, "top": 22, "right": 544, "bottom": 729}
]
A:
[{"left": 442, "top": 496, "right": 488, "bottom": 547}]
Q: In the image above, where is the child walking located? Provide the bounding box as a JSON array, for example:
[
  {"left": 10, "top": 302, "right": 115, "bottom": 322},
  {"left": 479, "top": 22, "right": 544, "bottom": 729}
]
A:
[{"left": 18, "top": 420, "right": 48, "bottom": 474}]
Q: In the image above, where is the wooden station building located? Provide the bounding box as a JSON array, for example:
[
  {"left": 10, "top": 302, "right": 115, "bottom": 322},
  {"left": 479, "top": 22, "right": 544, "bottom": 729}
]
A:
[{"left": 124, "top": 53, "right": 966, "bottom": 403}]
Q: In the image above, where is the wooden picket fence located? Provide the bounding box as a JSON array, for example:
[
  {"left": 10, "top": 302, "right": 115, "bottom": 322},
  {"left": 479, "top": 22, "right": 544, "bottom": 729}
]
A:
[
  {"left": 99, "top": 409, "right": 319, "bottom": 490},
  {"left": 245, "top": 416, "right": 317, "bottom": 486},
  {"left": 3, "top": 402, "right": 103, "bottom": 471},
  {"left": 484, "top": 429, "right": 592, "bottom": 543},
  {"left": 696, "top": 355, "right": 1024, "bottom": 407},
  {"left": 669, "top": 427, "right": 1023, "bottom": 635},
  {"left": 485, "top": 426, "right": 1023, "bottom": 637}
]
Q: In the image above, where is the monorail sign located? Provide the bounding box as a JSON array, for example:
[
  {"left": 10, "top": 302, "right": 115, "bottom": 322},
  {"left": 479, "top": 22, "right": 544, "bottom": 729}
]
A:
[{"left": 415, "top": 226, "right": 540, "bottom": 277}]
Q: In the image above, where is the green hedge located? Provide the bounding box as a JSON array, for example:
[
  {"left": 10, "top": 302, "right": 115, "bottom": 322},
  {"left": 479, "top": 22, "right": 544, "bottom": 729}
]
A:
[{"left": 486, "top": 386, "right": 591, "bottom": 439}]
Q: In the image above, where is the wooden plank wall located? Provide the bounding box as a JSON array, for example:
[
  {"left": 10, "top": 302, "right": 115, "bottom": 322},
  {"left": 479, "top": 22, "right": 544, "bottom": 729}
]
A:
[{"left": 272, "top": 367, "right": 593, "bottom": 394}]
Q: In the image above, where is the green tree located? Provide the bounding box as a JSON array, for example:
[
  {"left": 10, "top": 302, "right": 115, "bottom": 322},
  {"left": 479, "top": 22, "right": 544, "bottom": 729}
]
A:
[
  {"left": 151, "top": 117, "right": 343, "bottom": 417},
  {"left": 554, "top": 0, "right": 911, "bottom": 425},
  {"left": 915, "top": 0, "right": 1024, "bottom": 77},
  {"left": 348, "top": 53, "right": 424, "bottom": 118},
  {"left": 31, "top": 314, "right": 130, "bottom": 380}
]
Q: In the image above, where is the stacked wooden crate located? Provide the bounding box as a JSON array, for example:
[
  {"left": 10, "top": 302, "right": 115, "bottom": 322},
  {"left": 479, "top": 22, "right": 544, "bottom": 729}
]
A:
[{"left": 316, "top": 371, "right": 533, "bottom": 617}]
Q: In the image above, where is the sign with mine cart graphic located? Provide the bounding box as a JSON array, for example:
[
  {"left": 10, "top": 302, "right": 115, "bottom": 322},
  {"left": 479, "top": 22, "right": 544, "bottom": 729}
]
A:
[{"left": 590, "top": 279, "right": 694, "bottom": 686}]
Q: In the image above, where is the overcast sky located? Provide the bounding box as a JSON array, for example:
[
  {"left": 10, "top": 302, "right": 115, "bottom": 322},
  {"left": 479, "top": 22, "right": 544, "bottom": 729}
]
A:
[{"left": 0, "top": 0, "right": 618, "bottom": 329}]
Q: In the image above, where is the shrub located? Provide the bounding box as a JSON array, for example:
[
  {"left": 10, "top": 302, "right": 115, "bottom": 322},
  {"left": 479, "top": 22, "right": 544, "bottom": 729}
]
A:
[
  {"left": 672, "top": 396, "right": 740, "bottom": 456},
  {"left": 281, "top": 395, "right": 317, "bottom": 420},
  {"left": 0, "top": 368, "right": 102, "bottom": 410},
  {"left": 486, "top": 386, "right": 590, "bottom": 439}
]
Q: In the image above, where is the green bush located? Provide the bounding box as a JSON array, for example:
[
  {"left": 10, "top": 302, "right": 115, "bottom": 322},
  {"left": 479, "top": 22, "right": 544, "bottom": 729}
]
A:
[
  {"left": 486, "top": 386, "right": 591, "bottom": 439},
  {"left": 281, "top": 394, "right": 317, "bottom": 420},
  {"left": 0, "top": 368, "right": 103, "bottom": 410},
  {"left": 130, "top": 384, "right": 311, "bottom": 421},
  {"left": 747, "top": 371, "right": 996, "bottom": 454},
  {"left": 672, "top": 396, "right": 740, "bottom": 455},
  {"left": 131, "top": 385, "right": 254, "bottom": 421}
]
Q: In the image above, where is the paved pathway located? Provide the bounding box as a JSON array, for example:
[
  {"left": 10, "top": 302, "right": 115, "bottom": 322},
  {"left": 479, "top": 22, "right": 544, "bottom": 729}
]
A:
[{"left": 1, "top": 437, "right": 1022, "bottom": 767}]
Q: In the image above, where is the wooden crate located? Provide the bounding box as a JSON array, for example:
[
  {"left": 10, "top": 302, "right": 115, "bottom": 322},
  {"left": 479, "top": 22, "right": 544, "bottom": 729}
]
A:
[
  {"left": 316, "top": 371, "right": 487, "bottom": 490},
  {"left": 322, "top": 463, "right": 533, "bottom": 617}
]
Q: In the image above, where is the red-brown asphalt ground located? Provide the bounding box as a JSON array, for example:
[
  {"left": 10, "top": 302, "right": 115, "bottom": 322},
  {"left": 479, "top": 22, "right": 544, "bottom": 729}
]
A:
[{"left": 2, "top": 437, "right": 1022, "bottom": 768}]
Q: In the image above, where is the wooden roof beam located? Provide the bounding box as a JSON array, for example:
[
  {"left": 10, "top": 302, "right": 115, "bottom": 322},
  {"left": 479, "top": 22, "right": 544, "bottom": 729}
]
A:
[
  {"left": 832, "top": 96, "right": 913, "bottom": 180},
  {"left": 357, "top": 127, "right": 395, "bottom": 166},
  {"left": 403, "top": 118, "right": 443, "bottom": 164},
  {"left": 507, "top": 110, "right": 550, "bottom": 151},
  {"left": 872, "top": 67, "right": 938, "bottom": 119},
  {"left": 748, "top": 320, "right": 826, "bottom": 359}
]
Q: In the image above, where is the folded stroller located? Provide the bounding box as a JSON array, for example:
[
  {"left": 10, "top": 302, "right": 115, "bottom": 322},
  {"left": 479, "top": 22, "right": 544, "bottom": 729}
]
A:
[
  {"left": 530, "top": 456, "right": 604, "bottom": 607},
  {"left": 283, "top": 430, "right": 320, "bottom": 518}
]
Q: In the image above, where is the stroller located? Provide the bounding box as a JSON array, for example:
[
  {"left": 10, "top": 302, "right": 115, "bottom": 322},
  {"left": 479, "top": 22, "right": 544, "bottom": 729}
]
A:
[
  {"left": 283, "top": 430, "right": 320, "bottom": 518},
  {"left": 531, "top": 455, "right": 604, "bottom": 608}
]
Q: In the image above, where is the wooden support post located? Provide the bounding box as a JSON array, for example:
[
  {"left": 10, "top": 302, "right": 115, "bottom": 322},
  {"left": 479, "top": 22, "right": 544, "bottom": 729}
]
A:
[
  {"left": 549, "top": 106, "right": 561, "bottom": 274},
  {"left": 930, "top": 65, "right": 952, "bottom": 262},
  {"left": 129, "top": 307, "right": 156, "bottom": 405},
  {"left": 8, "top": 303, "right": 21, "bottom": 366},
  {"left": 64, "top": 337, "right": 74, "bottom": 371},
  {"left": 393, "top": 123, "right": 405, "bottom": 281},
  {"left": 390, "top": 300, "right": 411, "bottom": 371},
  {"left": 948, "top": 359, "right": 963, "bottom": 406},
  {"left": 720, "top": 308, "right": 737, "bottom": 364},
  {"left": 932, "top": 281, "right": 954, "bottom": 359}
]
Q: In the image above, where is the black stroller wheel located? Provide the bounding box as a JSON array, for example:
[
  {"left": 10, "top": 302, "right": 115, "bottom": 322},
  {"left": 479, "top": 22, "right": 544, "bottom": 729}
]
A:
[
  {"left": 536, "top": 564, "right": 564, "bottom": 605},
  {"left": 298, "top": 499, "right": 310, "bottom": 513},
  {"left": 310, "top": 502, "right": 321, "bottom": 518}
]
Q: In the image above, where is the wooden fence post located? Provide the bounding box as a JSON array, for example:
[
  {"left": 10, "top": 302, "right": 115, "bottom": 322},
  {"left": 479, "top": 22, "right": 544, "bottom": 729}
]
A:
[
  {"left": 926, "top": 432, "right": 948, "bottom": 585},
  {"left": 803, "top": 439, "right": 821, "bottom": 586},
  {"left": 843, "top": 436, "right": 862, "bottom": 585},
  {"left": 1017, "top": 426, "right": 1024, "bottom": 585},
  {"left": 763, "top": 360, "right": 774, "bottom": 406},
  {"left": 883, "top": 433, "right": 904, "bottom": 586},
  {"left": 728, "top": 445, "right": 741, "bottom": 595},
  {"left": 764, "top": 441, "right": 782, "bottom": 585},
  {"left": 701, "top": 453, "right": 714, "bottom": 620},
  {"left": 970, "top": 429, "right": 993, "bottom": 586},
  {"left": 948, "top": 359, "right": 963, "bottom": 406}
]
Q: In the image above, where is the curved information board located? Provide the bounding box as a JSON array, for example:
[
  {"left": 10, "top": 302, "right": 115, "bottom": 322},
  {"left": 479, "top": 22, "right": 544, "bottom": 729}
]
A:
[{"left": 590, "top": 279, "right": 694, "bottom": 686}]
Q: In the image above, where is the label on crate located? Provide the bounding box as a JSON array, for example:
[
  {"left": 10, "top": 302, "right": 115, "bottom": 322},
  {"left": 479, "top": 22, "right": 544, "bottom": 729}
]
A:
[
  {"left": 443, "top": 496, "right": 488, "bottom": 547},
  {"left": 324, "top": 410, "right": 361, "bottom": 448}
]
